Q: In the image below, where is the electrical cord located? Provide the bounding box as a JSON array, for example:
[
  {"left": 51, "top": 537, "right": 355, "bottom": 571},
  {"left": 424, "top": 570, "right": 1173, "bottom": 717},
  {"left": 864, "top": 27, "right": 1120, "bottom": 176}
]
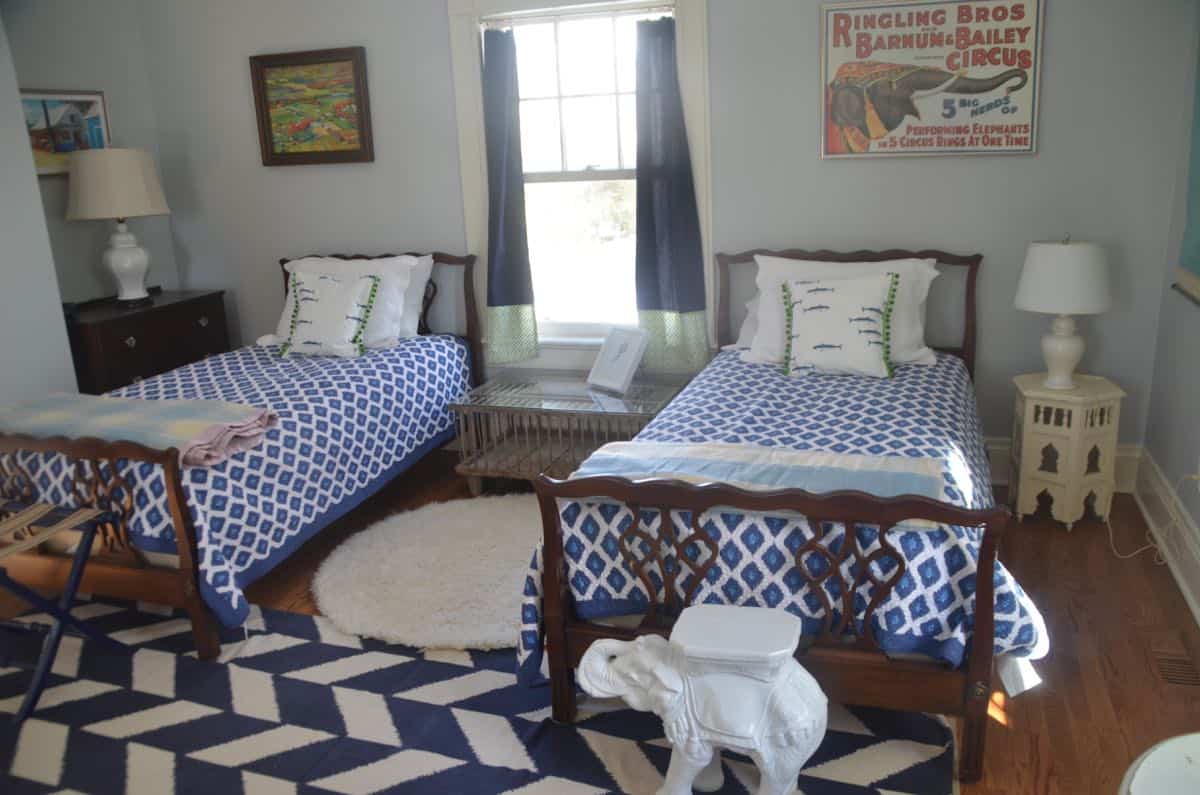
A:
[
  {"left": 1110, "top": 474, "right": 1200, "bottom": 564},
  {"left": 1107, "top": 519, "right": 1165, "bottom": 564}
]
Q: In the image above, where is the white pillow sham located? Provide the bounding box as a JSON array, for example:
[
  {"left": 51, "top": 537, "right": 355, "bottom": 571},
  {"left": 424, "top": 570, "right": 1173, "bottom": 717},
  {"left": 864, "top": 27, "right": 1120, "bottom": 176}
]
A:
[
  {"left": 783, "top": 273, "right": 898, "bottom": 378},
  {"left": 399, "top": 255, "right": 435, "bottom": 338},
  {"left": 746, "top": 255, "right": 939, "bottom": 366},
  {"left": 272, "top": 256, "right": 424, "bottom": 348},
  {"left": 281, "top": 272, "right": 381, "bottom": 358},
  {"left": 721, "top": 297, "right": 760, "bottom": 351}
]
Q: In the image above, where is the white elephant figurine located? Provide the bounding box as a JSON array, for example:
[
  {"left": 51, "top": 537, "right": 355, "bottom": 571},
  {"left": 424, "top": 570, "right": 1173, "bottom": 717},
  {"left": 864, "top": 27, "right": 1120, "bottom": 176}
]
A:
[{"left": 578, "top": 634, "right": 828, "bottom": 795}]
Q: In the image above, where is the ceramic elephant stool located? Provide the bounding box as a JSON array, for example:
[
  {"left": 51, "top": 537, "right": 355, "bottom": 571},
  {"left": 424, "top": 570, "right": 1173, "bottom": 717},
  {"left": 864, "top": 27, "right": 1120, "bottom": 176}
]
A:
[{"left": 577, "top": 605, "right": 827, "bottom": 795}]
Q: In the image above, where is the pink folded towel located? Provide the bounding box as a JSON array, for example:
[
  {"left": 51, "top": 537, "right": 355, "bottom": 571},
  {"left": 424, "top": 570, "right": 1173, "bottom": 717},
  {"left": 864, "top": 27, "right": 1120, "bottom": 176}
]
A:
[{"left": 181, "top": 409, "right": 279, "bottom": 467}]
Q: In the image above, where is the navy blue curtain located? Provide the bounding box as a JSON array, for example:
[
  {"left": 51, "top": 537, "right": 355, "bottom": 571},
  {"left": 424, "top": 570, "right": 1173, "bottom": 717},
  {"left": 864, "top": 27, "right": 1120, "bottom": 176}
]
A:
[
  {"left": 482, "top": 28, "right": 538, "bottom": 364},
  {"left": 635, "top": 18, "right": 708, "bottom": 372}
]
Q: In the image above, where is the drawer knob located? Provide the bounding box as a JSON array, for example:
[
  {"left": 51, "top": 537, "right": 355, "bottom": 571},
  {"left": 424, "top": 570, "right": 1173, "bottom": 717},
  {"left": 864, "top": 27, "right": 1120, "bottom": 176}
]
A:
[
  {"left": 198, "top": 316, "right": 209, "bottom": 328},
  {"left": 124, "top": 336, "right": 137, "bottom": 349}
]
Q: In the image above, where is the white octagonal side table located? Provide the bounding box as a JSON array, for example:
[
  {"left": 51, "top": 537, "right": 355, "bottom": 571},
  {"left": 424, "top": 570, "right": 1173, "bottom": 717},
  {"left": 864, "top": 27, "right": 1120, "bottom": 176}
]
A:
[{"left": 1010, "top": 373, "right": 1126, "bottom": 531}]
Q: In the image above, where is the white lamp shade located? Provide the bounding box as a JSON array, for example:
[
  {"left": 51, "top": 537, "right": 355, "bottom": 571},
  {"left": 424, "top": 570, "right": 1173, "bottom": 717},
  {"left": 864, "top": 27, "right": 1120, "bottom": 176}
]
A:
[
  {"left": 67, "top": 148, "right": 170, "bottom": 221},
  {"left": 1014, "top": 241, "right": 1112, "bottom": 315}
]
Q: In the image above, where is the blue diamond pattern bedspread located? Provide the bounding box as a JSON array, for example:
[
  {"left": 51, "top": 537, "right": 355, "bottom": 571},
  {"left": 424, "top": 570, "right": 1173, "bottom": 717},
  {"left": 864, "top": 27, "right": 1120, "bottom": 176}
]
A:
[
  {"left": 11, "top": 335, "right": 470, "bottom": 626},
  {"left": 518, "top": 351, "right": 1048, "bottom": 684}
]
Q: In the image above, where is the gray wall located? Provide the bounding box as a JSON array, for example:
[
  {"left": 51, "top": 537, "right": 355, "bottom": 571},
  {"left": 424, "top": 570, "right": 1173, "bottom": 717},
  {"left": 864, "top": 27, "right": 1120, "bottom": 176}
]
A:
[
  {"left": 1147, "top": 15, "right": 1200, "bottom": 527},
  {"left": 708, "top": 0, "right": 1197, "bottom": 442},
  {"left": 0, "top": 13, "right": 77, "bottom": 403},
  {"left": 0, "top": 0, "right": 180, "bottom": 303},
  {"left": 136, "top": 0, "right": 467, "bottom": 347}
]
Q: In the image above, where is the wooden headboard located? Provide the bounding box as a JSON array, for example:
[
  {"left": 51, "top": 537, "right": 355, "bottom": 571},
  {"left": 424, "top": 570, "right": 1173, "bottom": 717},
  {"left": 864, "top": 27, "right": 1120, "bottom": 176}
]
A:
[
  {"left": 714, "top": 248, "right": 982, "bottom": 378},
  {"left": 278, "top": 252, "right": 482, "bottom": 386}
]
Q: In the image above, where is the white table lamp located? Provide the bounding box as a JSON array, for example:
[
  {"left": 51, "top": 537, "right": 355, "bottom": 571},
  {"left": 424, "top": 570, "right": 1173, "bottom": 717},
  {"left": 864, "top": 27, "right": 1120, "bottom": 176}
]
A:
[
  {"left": 67, "top": 148, "right": 170, "bottom": 305},
  {"left": 1014, "top": 240, "right": 1111, "bottom": 390}
]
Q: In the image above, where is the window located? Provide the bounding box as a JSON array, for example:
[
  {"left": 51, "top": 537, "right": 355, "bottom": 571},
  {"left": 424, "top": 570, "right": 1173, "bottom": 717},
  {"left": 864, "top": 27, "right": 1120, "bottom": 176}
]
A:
[{"left": 507, "top": 9, "right": 670, "bottom": 339}]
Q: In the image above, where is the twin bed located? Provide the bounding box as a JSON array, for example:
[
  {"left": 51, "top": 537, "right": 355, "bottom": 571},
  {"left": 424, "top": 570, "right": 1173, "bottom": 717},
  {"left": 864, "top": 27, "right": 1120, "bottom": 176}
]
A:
[
  {"left": 1, "top": 246, "right": 1044, "bottom": 782},
  {"left": 0, "top": 252, "right": 480, "bottom": 658},
  {"left": 524, "top": 248, "right": 1047, "bottom": 782}
]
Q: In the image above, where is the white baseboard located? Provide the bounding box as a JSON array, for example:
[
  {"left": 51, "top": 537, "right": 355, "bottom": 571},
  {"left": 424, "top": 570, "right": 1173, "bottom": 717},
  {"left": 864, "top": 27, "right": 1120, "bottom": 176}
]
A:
[
  {"left": 1134, "top": 453, "right": 1200, "bottom": 630},
  {"left": 984, "top": 437, "right": 1142, "bottom": 493}
]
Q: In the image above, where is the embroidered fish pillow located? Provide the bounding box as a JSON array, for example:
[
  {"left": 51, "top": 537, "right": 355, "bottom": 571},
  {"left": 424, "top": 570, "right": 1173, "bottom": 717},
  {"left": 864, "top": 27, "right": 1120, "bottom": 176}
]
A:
[{"left": 782, "top": 273, "right": 899, "bottom": 378}]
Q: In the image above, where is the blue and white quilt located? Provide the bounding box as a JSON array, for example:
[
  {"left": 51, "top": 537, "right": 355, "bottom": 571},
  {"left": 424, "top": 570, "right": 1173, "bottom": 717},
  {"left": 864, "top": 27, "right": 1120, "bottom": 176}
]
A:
[
  {"left": 518, "top": 351, "right": 1048, "bottom": 684},
  {"left": 10, "top": 335, "right": 470, "bottom": 626}
]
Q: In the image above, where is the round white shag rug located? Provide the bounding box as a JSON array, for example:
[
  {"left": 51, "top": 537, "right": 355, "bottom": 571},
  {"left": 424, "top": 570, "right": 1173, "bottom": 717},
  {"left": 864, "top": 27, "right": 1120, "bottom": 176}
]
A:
[{"left": 313, "top": 493, "right": 543, "bottom": 649}]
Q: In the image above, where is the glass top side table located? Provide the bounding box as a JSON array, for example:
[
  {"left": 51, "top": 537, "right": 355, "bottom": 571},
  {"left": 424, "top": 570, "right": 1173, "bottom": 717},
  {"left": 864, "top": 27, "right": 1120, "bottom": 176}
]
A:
[{"left": 449, "top": 373, "right": 682, "bottom": 493}]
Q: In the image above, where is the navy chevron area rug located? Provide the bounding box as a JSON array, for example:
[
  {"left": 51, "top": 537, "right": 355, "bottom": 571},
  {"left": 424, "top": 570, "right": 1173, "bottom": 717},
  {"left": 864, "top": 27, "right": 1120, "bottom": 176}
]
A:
[{"left": 0, "top": 598, "right": 955, "bottom": 794}]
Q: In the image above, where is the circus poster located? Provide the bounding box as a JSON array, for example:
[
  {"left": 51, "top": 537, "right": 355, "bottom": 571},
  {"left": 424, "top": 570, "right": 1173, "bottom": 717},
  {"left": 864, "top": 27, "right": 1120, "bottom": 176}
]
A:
[{"left": 822, "top": 0, "right": 1043, "bottom": 158}]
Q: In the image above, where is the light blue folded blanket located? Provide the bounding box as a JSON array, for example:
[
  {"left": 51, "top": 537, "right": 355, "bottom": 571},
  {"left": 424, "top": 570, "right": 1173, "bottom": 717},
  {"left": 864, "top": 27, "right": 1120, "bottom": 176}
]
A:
[
  {"left": 572, "top": 440, "right": 946, "bottom": 501},
  {"left": 0, "top": 393, "right": 278, "bottom": 467}
]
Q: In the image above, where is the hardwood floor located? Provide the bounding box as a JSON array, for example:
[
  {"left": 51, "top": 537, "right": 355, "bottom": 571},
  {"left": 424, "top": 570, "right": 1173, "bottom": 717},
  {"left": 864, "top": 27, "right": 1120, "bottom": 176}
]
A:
[
  {"left": 4, "top": 451, "right": 1198, "bottom": 792},
  {"left": 966, "top": 492, "right": 1200, "bottom": 794}
]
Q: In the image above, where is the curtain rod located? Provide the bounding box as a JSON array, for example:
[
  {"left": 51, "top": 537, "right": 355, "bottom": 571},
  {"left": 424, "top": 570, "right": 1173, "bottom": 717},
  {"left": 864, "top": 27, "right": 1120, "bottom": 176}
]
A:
[{"left": 480, "top": 1, "right": 674, "bottom": 29}]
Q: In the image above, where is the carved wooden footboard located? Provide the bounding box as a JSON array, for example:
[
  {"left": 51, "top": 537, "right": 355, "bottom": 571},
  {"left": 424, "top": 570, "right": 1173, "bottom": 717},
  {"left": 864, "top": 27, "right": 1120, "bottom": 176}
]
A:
[
  {"left": 533, "top": 475, "right": 1008, "bottom": 782},
  {"left": 0, "top": 433, "right": 219, "bottom": 659}
]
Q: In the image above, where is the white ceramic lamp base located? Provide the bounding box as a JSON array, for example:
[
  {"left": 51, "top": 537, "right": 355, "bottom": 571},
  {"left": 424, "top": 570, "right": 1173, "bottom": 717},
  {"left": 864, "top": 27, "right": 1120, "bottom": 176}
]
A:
[
  {"left": 1040, "top": 314, "right": 1084, "bottom": 390},
  {"left": 103, "top": 220, "right": 151, "bottom": 304}
]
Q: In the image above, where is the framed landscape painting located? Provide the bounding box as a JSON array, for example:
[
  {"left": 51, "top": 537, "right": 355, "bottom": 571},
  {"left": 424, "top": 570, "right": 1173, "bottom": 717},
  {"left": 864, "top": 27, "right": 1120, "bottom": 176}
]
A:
[
  {"left": 21, "top": 89, "right": 111, "bottom": 176},
  {"left": 249, "top": 46, "right": 374, "bottom": 166}
]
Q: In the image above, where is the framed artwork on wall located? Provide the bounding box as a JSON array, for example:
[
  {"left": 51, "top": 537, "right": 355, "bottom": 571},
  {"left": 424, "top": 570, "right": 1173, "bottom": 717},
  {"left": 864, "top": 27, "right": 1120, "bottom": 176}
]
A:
[
  {"left": 20, "top": 89, "right": 111, "bottom": 176},
  {"left": 249, "top": 46, "right": 374, "bottom": 166},
  {"left": 1177, "top": 38, "right": 1200, "bottom": 307},
  {"left": 821, "top": 0, "right": 1044, "bottom": 158}
]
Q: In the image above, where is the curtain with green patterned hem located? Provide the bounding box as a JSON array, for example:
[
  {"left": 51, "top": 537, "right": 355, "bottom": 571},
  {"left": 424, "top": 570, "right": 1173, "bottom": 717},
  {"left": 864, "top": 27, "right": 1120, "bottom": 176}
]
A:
[
  {"left": 486, "top": 305, "right": 539, "bottom": 366},
  {"left": 634, "top": 19, "right": 708, "bottom": 375},
  {"left": 483, "top": 29, "right": 539, "bottom": 366},
  {"left": 638, "top": 310, "right": 708, "bottom": 373}
]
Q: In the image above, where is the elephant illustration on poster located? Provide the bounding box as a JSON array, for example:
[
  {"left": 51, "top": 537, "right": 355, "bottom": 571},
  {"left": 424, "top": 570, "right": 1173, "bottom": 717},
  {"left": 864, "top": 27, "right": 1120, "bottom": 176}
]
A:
[{"left": 826, "top": 61, "right": 1028, "bottom": 154}]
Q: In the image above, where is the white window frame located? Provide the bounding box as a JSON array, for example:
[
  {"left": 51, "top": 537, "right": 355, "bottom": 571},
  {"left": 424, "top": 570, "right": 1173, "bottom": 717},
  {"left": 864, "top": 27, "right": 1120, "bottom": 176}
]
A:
[
  {"left": 511, "top": 7, "right": 644, "bottom": 339},
  {"left": 510, "top": 7, "right": 644, "bottom": 178},
  {"left": 449, "top": 0, "right": 712, "bottom": 370}
]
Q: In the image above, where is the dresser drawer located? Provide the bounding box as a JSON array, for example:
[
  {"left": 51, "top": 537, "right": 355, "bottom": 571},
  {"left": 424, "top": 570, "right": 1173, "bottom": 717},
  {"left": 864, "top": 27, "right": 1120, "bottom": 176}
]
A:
[
  {"left": 164, "top": 294, "right": 229, "bottom": 365},
  {"left": 92, "top": 316, "right": 170, "bottom": 390},
  {"left": 68, "top": 290, "right": 231, "bottom": 394}
]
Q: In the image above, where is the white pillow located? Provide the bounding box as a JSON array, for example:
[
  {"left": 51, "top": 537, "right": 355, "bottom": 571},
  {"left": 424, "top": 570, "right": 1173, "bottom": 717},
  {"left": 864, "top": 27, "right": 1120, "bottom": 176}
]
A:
[
  {"left": 722, "top": 297, "right": 760, "bottom": 351},
  {"left": 275, "top": 256, "right": 416, "bottom": 348},
  {"left": 783, "top": 273, "right": 897, "bottom": 378},
  {"left": 398, "top": 255, "right": 435, "bottom": 338},
  {"left": 746, "top": 256, "right": 939, "bottom": 366},
  {"left": 281, "top": 272, "right": 380, "bottom": 358}
]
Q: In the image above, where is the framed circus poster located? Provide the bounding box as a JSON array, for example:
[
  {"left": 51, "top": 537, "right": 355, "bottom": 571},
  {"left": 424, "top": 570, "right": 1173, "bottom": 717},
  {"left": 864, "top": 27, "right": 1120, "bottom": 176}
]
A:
[{"left": 821, "top": 0, "right": 1044, "bottom": 158}]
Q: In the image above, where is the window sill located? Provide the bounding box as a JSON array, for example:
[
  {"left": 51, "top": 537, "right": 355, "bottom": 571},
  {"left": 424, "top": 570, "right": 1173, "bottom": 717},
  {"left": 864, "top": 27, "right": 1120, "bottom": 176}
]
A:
[{"left": 538, "top": 336, "right": 604, "bottom": 350}]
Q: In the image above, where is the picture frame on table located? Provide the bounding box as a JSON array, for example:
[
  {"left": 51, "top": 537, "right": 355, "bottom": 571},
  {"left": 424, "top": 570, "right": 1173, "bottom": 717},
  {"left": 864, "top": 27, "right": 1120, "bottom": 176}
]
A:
[
  {"left": 249, "top": 46, "right": 374, "bottom": 166},
  {"left": 588, "top": 327, "right": 649, "bottom": 395},
  {"left": 20, "top": 89, "right": 111, "bottom": 177}
]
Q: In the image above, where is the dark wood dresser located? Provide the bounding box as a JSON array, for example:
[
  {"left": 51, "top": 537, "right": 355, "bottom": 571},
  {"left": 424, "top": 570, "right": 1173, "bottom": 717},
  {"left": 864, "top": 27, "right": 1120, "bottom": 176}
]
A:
[{"left": 65, "top": 290, "right": 231, "bottom": 394}]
